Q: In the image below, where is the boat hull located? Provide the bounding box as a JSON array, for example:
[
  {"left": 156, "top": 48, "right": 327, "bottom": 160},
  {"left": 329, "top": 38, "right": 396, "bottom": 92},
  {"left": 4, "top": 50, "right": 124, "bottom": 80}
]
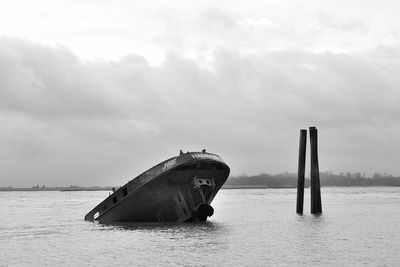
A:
[{"left": 85, "top": 152, "right": 230, "bottom": 223}]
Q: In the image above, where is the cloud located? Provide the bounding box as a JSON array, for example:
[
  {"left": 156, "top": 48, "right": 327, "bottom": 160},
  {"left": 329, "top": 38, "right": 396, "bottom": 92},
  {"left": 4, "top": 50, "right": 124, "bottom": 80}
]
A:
[
  {"left": 195, "top": 8, "right": 239, "bottom": 35},
  {"left": 316, "top": 13, "right": 369, "bottom": 33},
  {"left": 1, "top": 37, "right": 400, "bottom": 186}
]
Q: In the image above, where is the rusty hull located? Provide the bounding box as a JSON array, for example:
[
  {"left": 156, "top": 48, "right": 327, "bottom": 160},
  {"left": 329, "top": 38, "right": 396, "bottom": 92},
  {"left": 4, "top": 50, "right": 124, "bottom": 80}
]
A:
[{"left": 84, "top": 152, "right": 230, "bottom": 223}]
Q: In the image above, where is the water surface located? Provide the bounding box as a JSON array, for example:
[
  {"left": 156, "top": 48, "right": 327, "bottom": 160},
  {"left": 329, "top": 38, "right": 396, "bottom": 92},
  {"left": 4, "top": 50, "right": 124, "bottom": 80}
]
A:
[{"left": 1, "top": 187, "right": 399, "bottom": 266}]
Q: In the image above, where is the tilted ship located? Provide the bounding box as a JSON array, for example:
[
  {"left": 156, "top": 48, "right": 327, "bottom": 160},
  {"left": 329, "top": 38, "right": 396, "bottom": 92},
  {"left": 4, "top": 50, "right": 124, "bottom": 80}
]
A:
[{"left": 84, "top": 150, "right": 230, "bottom": 223}]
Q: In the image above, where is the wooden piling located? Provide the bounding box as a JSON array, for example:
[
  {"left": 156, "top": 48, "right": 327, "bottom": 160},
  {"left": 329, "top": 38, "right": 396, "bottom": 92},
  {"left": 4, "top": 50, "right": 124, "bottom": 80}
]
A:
[
  {"left": 309, "top": 126, "right": 322, "bottom": 214},
  {"left": 296, "top": 129, "right": 307, "bottom": 214}
]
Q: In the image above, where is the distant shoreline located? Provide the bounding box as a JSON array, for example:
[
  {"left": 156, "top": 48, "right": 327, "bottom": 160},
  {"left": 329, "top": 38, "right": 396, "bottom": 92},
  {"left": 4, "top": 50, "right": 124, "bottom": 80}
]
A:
[
  {"left": 0, "top": 187, "right": 114, "bottom": 192},
  {"left": 1, "top": 184, "right": 399, "bottom": 192},
  {"left": 3, "top": 172, "right": 400, "bottom": 191},
  {"left": 222, "top": 184, "right": 298, "bottom": 189},
  {"left": 0, "top": 185, "right": 280, "bottom": 191}
]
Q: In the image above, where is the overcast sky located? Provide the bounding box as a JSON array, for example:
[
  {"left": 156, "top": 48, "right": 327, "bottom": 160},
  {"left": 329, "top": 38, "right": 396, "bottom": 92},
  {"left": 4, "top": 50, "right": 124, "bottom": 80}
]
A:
[{"left": 1, "top": 0, "right": 400, "bottom": 186}]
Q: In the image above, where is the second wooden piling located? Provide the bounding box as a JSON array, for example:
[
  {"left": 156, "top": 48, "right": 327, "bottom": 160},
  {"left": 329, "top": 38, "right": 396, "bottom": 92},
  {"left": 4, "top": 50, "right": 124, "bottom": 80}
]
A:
[
  {"left": 296, "top": 129, "right": 307, "bottom": 214},
  {"left": 309, "top": 126, "right": 322, "bottom": 214}
]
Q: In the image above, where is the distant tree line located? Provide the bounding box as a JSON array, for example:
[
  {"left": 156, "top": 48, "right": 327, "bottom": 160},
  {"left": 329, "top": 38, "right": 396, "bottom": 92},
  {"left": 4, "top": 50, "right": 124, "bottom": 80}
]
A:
[
  {"left": 226, "top": 172, "right": 298, "bottom": 188},
  {"left": 320, "top": 172, "right": 400, "bottom": 186},
  {"left": 225, "top": 172, "right": 400, "bottom": 187}
]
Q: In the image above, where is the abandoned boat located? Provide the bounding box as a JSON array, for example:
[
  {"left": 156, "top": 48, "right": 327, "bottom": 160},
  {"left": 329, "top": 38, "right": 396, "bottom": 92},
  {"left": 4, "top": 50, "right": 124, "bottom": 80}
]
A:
[{"left": 84, "top": 150, "right": 230, "bottom": 223}]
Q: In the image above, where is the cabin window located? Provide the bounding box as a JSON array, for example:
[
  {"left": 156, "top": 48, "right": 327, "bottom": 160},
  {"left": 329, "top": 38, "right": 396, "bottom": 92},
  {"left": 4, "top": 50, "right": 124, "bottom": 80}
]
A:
[
  {"left": 182, "top": 207, "right": 187, "bottom": 215},
  {"left": 177, "top": 194, "right": 182, "bottom": 202},
  {"left": 122, "top": 187, "right": 128, "bottom": 197},
  {"left": 113, "top": 196, "right": 117, "bottom": 204}
]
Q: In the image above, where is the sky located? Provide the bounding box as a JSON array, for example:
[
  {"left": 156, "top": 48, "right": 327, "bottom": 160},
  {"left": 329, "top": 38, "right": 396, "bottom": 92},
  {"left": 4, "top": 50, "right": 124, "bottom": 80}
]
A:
[{"left": 1, "top": 0, "right": 400, "bottom": 186}]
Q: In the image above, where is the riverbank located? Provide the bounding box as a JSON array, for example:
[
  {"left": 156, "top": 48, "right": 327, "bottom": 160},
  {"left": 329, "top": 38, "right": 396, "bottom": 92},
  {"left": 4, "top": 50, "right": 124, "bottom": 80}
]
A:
[{"left": 0, "top": 186, "right": 114, "bottom": 192}]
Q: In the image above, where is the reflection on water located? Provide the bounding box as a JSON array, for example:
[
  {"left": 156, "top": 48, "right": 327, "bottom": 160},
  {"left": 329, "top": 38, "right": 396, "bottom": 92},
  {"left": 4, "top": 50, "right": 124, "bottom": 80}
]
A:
[
  {"left": 101, "top": 221, "right": 224, "bottom": 232},
  {"left": 295, "top": 213, "right": 324, "bottom": 222},
  {"left": 1, "top": 187, "right": 400, "bottom": 266}
]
